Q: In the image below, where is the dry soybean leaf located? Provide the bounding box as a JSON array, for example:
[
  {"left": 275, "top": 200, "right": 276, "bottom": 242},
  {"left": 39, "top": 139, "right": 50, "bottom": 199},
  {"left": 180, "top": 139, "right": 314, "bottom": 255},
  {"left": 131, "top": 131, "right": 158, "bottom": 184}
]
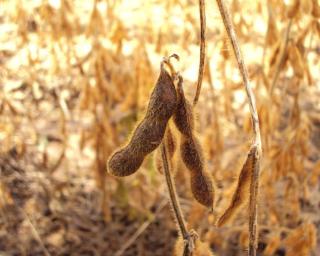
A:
[{"left": 217, "top": 146, "right": 258, "bottom": 227}]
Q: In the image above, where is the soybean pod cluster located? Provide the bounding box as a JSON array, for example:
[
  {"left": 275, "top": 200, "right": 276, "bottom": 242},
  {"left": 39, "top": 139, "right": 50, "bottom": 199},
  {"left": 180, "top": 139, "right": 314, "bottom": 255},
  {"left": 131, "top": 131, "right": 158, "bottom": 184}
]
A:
[{"left": 107, "top": 57, "right": 214, "bottom": 209}]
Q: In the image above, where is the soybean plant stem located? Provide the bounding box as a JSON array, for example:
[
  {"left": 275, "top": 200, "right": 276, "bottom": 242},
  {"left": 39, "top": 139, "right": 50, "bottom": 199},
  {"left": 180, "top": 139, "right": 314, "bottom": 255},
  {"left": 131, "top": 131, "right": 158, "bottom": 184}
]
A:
[
  {"left": 193, "top": 0, "right": 206, "bottom": 106},
  {"left": 160, "top": 143, "right": 188, "bottom": 239},
  {"left": 161, "top": 142, "right": 193, "bottom": 255},
  {"left": 215, "top": 1, "right": 262, "bottom": 255}
]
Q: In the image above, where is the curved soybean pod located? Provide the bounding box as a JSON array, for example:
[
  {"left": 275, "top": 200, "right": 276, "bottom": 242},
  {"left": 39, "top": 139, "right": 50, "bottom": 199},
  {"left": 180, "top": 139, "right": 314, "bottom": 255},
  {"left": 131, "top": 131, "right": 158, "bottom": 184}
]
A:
[
  {"left": 173, "top": 75, "right": 214, "bottom": 208},
  {"left": 107, "top": 64, "right": 177, "bottom": 177}
]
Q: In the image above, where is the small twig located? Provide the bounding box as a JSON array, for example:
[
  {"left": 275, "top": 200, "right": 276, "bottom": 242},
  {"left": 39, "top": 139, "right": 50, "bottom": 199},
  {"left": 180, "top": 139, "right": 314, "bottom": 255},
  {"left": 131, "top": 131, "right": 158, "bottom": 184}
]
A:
[
  {"left": 215, "top": 1, "right": 262, "bottom": 255},
  {"left": 193, "top": 0, "right": 206, "bottom": 106},
  {"left": 114, "top": 200, "right": 167, "bottom": 256},
  {"left": 19, "top": 207, "right": 51, "bottom": 256},
  {"left": 72, "top": 50, "right": 93, "bottom": 69},
  {"left": 269, "top": 20, "right": 293, "bottom": 95}
]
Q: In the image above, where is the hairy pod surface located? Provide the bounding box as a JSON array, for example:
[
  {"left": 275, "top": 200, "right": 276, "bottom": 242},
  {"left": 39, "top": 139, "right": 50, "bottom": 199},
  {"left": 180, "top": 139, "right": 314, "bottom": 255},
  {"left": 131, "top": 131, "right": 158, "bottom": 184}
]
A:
[
  {"left": 129, "top": 120, "right": 167, "bottom": 156},
  {"left": 173, "top": 75, "right": 214, "bottom": 208},
  {"left": 180, "top": 137, "right": 203, "bottom": 174},
  {"left": 190, "top": 169, "right": 214, "bottom": 209},
  {"left": 107, "top": 66, "right": 177, "bottom": 177},
  {"left": 108, "top": 149, "right": 144, "bottom": 177},
  {"left": 173, "top": 93, "right": 194, "bottom": 137}
]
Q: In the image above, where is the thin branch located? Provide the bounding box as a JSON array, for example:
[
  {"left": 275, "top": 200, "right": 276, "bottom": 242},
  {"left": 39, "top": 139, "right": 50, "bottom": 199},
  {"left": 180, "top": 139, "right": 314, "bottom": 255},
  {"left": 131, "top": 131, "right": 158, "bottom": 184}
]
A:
[
  {"left": 19, "top": 207, "right": 51, "bottom": 256},
  {"left": 193, "top": 0, "right": 206, "bottom": 106},
  {"left": 214, "top": 1, "right": 262, "bottom": 255}
]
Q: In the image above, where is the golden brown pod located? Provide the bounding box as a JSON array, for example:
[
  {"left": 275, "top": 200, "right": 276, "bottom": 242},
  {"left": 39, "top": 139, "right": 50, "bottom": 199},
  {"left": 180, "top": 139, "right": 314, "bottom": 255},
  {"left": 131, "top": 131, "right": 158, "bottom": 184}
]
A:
[
  {"left": 107, "top": 64, "right": 177, "bottom": 177},
  {"left": 173, "top": 94, "right": 194, "bottom": 137}
]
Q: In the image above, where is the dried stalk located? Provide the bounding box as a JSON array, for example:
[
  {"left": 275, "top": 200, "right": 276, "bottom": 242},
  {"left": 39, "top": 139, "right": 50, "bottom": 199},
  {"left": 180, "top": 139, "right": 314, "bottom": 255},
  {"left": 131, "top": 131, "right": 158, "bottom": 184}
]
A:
[
  {"left": 161, "top": 142, "right": 194, "bottom": 256},
  {"left": 215, "top": 1, "right": 262, "bottom": 255},
  {"left": 193, "top": 0, "right": 206, "bottom": 106}
]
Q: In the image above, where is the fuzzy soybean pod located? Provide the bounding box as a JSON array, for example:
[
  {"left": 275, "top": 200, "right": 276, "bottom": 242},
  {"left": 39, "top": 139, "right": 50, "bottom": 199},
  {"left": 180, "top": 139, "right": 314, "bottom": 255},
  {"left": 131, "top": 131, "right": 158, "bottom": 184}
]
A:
[
  {"left": 173, "top": 75, "right": 214, "bottom": 209},
  {"left": 107, "top": 63, "right": 177, "bottom": 177}
]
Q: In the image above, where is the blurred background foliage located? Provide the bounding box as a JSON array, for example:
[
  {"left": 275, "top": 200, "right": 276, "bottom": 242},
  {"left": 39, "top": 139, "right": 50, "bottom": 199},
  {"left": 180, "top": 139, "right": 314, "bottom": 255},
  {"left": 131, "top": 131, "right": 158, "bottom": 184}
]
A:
[{"left": 0, "top": 0, "right": 319, "bottom": 255}]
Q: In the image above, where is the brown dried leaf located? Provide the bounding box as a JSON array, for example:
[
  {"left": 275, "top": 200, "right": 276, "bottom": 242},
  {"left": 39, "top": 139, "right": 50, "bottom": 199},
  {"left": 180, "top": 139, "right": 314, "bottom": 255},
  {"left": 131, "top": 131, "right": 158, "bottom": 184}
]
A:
[{"left": 217, "top": 146, "right": 258, "bottom": 227}]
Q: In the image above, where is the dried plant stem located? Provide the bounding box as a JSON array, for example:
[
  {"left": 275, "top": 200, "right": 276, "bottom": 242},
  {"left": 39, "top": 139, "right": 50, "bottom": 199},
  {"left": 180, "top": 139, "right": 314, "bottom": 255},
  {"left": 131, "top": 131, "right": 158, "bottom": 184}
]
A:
[
  {"left": 193, "top": 0, "right": 206, "bottom": 106},
  {"left": 215, "top": 1, "right": 262, "bottom": 255},
  {"left": 161, "top": 142, "right": 195, "bottom": 256},
  {"left": 248, "top": 154, "right": 260, "bottom": 255},
  {"left": 215, "top": 0, "right": 260, "bottom": 141},
  {"left": 161, "top": 143, "right": 188, "bottom": 238}
]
